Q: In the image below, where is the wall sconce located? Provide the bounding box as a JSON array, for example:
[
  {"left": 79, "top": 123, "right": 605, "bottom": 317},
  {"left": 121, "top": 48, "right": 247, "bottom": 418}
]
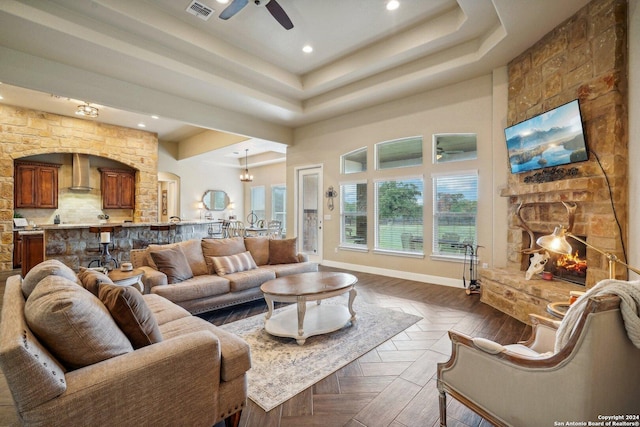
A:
[{"left": 326, "top": 186, "right": 337, "bottom": 211}]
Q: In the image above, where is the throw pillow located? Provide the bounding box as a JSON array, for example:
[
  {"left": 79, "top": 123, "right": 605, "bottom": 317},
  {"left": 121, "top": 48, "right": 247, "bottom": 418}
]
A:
[
  {"left": 178, "top": 239, "right": 208, "bottom": 276},
  {"left": 147, "top": 240, "right": 208, "bottom": 276},
  {"left": 99, "top": 284, "right": 163, "bottom": 349},
  {"left": 201, "top": 237, "right": 247, "bottom": 274},
  {"left": 269, "top": 238, "right": 299, "bottom": 265},
  {"left": 146, "top": 242, "right": 180, "bottom": 270},
  {"left": 210, "top": 251, "right": 258, "bottom": 276},
  {"left": 21, "top": 259, "right": 79, "bottom": 298},
  {"left": 244, "top": 237, "right": 270, "bottom": 265},
  {"left": 149, "top": 246, "right": 194, "bottom": 284},
  {"left": 77, "top": 267, "right": 114, "bottom": 297},
  {"left": 25, "top": 275, "right": 133, "bottom": 370}
]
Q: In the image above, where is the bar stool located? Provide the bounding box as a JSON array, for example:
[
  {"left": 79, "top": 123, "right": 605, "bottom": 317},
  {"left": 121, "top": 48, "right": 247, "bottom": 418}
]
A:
[{"left": 150, "top": 223, "right": 176, "bottom": 245}]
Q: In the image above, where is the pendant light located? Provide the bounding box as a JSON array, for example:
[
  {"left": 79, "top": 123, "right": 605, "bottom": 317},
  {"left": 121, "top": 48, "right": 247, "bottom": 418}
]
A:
[{"left": 240, "top": 149, "right": 253, "bottom": 182}]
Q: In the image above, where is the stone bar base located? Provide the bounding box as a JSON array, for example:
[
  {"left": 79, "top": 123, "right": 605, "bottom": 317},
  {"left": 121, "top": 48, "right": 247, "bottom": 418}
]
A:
[
  {"left": 44, "top": 221, "right": 219, "bottom": 271},
  {"left": 480, "top": 268, "right": 585, "bottom": 324}
]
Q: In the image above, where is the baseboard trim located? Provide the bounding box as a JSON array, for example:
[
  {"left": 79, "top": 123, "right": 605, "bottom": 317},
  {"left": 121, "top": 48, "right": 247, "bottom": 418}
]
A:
[{"left": 321, "top": 260, "right": 465, "bottom": 289}]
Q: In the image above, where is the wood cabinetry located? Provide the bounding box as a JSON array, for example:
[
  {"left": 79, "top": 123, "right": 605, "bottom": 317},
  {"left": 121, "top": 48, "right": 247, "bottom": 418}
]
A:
[
  {"left": 13, "top": 231, "right": 22, "bottom": 269},
  {"left": 14, "top": 161, "right": 60, "bottom": 208},
  {"left": 21, "top": 233, "right": 44, "bottom": 277},
  {"left": 100, "top": 168, "right": 135, "bottom": 209}
]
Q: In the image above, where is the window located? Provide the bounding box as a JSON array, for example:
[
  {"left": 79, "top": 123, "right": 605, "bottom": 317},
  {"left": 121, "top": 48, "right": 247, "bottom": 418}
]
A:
[
  {"left": 340, "top": 182, "right": 367, "bottom": 247},
  {"left": 271, "top": 185, "right": 286, "bottom": 225},
  {"left": 341, "top": 147, "right": 367, "bottom": 174},
  {"left": 376, "top": 136, "right": 423, "bottom": 170},
  {"left": 375, "top": 177, "right": 423, "bottom": 254},
  {"left": 434, "top": 133, "right": 477, "bottom": 164},
  {"left": 250, "top": 186, "right": 265, "bottom": 222},
  {"left": 432, "top": 172, "right": 478, "bottom": 256}
]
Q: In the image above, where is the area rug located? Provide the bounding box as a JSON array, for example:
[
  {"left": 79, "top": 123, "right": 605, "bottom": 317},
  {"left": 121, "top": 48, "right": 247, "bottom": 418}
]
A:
[{"left": 220, "top": 299, "right": 422, "bottom": 412}]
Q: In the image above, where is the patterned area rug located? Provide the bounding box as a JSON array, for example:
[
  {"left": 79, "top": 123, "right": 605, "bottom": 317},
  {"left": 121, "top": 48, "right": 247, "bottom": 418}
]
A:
[{"left": 220, "top": 298, "right": 422, "bottom": 412}]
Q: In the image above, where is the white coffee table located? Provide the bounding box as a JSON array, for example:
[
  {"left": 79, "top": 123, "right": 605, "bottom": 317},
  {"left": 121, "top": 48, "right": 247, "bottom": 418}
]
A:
[{"left": 260, "top": 271, "right": 357, "bottom": 345}]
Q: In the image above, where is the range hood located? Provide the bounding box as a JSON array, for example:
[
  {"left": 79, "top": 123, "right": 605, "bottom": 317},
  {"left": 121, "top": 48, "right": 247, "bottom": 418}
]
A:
[{"left": 69, "top": 153, "right": 92, "bottom": 191}]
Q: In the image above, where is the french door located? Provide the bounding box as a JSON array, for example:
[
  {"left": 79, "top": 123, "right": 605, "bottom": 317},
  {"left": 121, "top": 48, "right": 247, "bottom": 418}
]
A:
[{"left": 296, "top": 166, "right": 323, "bottom": 263}]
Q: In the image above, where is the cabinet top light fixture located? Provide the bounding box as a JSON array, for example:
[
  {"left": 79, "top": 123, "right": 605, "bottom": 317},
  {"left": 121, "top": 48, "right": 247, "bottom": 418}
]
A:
[
  {"left": 75, "top": 102, "right": 99, "bottom": 118},
  {"left": 240, "top": 149, "right": 253, "bottom": 182}
]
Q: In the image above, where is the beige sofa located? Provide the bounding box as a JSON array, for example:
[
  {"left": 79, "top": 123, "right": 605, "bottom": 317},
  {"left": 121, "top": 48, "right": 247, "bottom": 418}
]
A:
[
  {"left": 0, "top": 260, "right": 250, "bottom": 427},
  {"left": 130, "top": 236, "right": 318, "bottom": 314}
]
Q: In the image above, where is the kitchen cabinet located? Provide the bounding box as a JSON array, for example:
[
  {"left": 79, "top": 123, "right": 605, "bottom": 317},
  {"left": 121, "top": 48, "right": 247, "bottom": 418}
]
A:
[
  {"left": 13, "top": 231, "right": 22, "bottom": 269},
  {"left": 100, "top": 168, "right": 135, "bottom": 209},
  {"left": 14, "top": 161, "right": 60, "bottom": 208},
  {"left": 21, "top": 232, "right": 44, "bottom": 277}
]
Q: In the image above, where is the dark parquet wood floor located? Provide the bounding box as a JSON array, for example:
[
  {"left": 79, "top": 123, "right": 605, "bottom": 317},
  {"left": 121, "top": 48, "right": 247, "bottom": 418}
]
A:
[
  {"left": 200, "top": 267, "right": 531, "bottom": 427},
  {"left": 0, "top": 267, "right": 531, "bottom": 427}
]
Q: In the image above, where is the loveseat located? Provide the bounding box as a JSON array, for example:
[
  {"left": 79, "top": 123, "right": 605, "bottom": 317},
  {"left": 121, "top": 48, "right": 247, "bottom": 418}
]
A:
[
  {"left": 0, "top": 260, "right": 250, "bottom": 427},
  {"left": 130, "top": 236, "right": 318, "bottom": 314}
]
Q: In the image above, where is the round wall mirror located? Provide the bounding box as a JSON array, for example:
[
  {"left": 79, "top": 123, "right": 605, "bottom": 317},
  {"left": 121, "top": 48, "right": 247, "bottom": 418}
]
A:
[{"left": 202, "top": 190, "right": 229, "bottom": 211}]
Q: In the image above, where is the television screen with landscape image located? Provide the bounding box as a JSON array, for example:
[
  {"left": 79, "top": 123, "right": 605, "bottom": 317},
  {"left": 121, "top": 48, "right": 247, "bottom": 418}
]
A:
[{"left": 504, "top": 99, "right": 588, "bottom": 174}]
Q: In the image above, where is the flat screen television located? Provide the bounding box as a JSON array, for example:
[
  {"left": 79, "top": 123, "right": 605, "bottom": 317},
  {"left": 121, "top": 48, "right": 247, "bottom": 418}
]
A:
[{"left": 504, "top": 99, "right": 588, "bottom": 174}]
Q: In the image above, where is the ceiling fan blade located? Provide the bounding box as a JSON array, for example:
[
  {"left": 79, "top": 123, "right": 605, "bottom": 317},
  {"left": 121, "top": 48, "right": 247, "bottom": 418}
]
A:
[
  {"left": 265, "top": 0, "right": 293, "bottom": 30},
  {"left": 219, "top": 0, "right": 249, "bottom": 20}
]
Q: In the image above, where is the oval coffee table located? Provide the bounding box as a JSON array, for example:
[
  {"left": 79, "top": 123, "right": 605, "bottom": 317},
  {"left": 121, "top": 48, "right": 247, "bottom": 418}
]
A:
[{"left": 260, "top": 271, "right": 358, "bottom": 345}]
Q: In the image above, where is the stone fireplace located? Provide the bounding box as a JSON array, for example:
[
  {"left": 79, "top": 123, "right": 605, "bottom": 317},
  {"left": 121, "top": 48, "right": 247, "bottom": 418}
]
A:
[{"left": 480, "top": 0, "right": 629, "bottom": 324}]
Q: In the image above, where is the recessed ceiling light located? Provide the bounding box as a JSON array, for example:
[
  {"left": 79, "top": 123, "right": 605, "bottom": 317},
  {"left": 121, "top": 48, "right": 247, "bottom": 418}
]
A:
[
  {"left": 0, "top": 95, "right": 4, "bottom": 100},
  {"left": 151, "top": 115, "right": 159, "bottom": 119},
  {"left": 137, "top": 123, "right": 146, "bottom": 128},
  {"left": 302, "top": 45, "right": 313, "bottom": 53},
  {"left": 216, "top": 0, "right": 229, "bottom": 3},
  {"left": 386, "top": 0, "right": 400, "bottom": 11}
]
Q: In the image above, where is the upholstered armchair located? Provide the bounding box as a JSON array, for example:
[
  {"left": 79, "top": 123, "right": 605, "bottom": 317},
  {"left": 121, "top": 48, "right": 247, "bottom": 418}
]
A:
[{"left": 437, "top": 294, "right": 640, "bottom": 426}]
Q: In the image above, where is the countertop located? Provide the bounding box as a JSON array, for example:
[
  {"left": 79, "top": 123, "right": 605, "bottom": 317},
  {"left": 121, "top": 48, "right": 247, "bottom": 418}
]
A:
[
  {"left": 15, "top": 229, "right": 45, "bottom": 235},
  {"left": 35, "top": 220, "right": 222, "bottom": 230}
]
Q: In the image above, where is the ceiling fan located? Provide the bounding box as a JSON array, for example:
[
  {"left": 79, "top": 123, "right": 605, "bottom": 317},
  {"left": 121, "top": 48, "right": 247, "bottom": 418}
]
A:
[
  {"left": 219, "top": 0, "right": 294, "bottom": 30},
  {"left": 436, "top": 141, "right": 464, "bottom": 160}
]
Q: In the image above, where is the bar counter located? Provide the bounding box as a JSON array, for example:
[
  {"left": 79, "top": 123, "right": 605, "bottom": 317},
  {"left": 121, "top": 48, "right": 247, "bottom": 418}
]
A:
[{"left": 43, "top": 220, "right": 221, "bottom": 271}]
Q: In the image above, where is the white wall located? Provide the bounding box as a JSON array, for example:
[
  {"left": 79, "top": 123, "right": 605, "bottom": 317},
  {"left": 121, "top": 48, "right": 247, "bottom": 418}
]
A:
[
  {"left": 157, "top": 142, "right": 244, "bottom": 221},
  {"left": 289, "top": 74, "right": 505, "bottom": 286}
]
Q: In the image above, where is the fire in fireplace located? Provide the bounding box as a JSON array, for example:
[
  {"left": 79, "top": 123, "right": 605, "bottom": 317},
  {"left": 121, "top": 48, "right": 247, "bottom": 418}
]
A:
[
  {"left": 545, "top": 249, "right": 587, "bottom": 286},
  {"left": 526, "top": 232, "right": 587, "bottom": 286}
]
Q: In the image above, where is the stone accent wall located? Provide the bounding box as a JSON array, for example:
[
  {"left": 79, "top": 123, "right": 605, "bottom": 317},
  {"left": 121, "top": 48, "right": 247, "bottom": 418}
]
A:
[
  {"left": 482, "top": 0, "right": 628, "bottom": 322},
  {"left": 0, "top": 104, "right": 159, "bottom": 271}
]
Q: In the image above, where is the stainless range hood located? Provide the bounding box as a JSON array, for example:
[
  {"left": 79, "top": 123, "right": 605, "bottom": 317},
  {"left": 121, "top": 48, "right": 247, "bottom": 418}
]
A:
[{"left": 69, "top": 153, "right": 92, "bottom": 191}]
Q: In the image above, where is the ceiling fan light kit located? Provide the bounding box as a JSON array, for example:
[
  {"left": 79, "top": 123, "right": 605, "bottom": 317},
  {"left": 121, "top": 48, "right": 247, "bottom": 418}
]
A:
[{"left": 219, "top": 0, "right": 293, "bottom": 30}]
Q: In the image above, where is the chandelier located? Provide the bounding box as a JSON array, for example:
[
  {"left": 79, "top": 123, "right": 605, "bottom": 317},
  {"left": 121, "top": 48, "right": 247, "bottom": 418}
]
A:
[
  {"left": 75, "top": 102, "right": 99, "bottom": 118},
  {"left": 240, "top": 149, "right": 253, "bottom": 182}
]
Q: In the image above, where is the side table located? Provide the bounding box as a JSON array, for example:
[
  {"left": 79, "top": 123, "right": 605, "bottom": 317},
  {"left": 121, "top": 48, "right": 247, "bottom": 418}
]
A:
[
  {"left": 108, "top": 268, "right": 144, "bottom": 293},
  {"left": 546, "top": 301, "right": 570, "bottom": 319}
]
